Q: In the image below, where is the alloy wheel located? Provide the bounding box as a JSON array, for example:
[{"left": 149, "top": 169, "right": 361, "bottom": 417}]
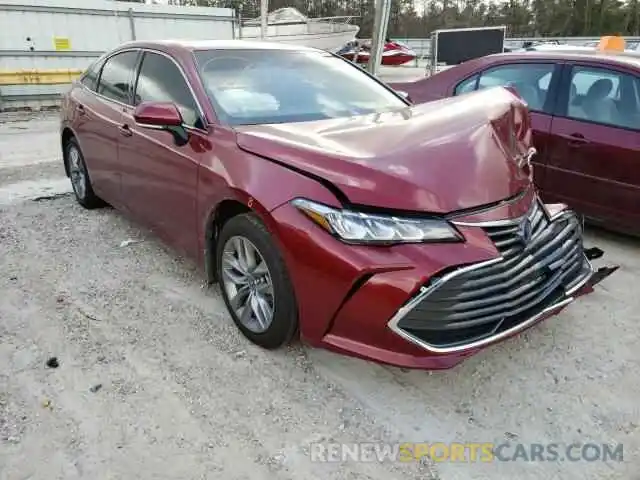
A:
[
  {"left": 221, "top": 235, "right": 275, "bottom": 333},
  {"left": 68, "top": 144, "right": 86, "bottom": 199}
]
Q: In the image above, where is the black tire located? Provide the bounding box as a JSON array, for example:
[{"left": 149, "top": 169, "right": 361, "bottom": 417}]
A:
[
  {"left": 64, "top": 137, "right": 105, "bottom": 209},
  {"left": 216, "top": 213, "right": 298, "bottom": 349}
]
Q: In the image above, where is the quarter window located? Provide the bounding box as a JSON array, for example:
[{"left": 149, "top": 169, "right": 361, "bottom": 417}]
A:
[
  {"left": 474, "top": 63, "right": 556, "bottom": 112},
  {"left": 134, "top": 52, "right": 203, "bottom": 129},
  {"left": 97, "top": 51, "right": 139, "bottom": 104},
  {"left": 565, "top": 66, "right": 639, "bottom": 130}
]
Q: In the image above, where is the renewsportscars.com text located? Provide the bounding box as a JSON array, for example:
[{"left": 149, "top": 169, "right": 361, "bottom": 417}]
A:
[{"left": 310, "top": 442, "right": 624, "bottom": 463}]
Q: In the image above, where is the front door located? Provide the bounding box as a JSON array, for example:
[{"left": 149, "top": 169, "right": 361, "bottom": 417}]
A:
[
  {"left": 118, "top": 50, "right": 210, "bottom": 259},
  {"left": 544, "top": 63, "right": 640, "bottom": 232}
]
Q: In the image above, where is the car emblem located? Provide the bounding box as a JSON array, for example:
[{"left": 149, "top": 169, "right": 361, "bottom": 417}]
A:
[{"left": 517, "top": 217, "right": 533, "bottom": 244}]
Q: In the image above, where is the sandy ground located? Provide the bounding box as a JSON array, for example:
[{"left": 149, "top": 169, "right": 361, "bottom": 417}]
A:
[{"left": 0, "top": 111, "right": 639, "bottom": 480}]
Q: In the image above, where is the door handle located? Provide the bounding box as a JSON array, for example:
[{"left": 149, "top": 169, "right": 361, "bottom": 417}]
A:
[
  {"left": 118, "top": 124, "right": 133, "bottom": 137},
  {"left": 76, "top": 104, "right": 85, "bottom": 116},
  {"left": 558, "top": 133, "right": 589, "bottom": 147}
]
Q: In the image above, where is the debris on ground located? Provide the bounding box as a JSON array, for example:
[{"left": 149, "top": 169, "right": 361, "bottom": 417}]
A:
[
  {"left": 89, "top": 384, "right": 103, "bottom": 393},
  {"left": 45, "top": 357, "right": 59, "bottom": 369},
  {"left": 119, "top": 239, "right": 142, "bottom": 248}
]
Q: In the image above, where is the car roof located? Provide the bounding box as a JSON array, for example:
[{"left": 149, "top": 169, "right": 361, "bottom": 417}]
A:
[
  {"left": 482, "top": 50, "right": 640, "bottom": 69},
  {"left": 522, "top": 45, "right": 597, "bottom": 52},
  {"left": 114, "top": 39, "right": 320, "bottom": 53}
]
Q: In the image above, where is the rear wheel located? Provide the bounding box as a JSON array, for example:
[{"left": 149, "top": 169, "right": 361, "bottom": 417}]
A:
[
  {"left": 216, "top": 213, "right": 298, "bottom": 349},
  {"left": 64, "top": 137, "right": 105, "bottom": 209}
]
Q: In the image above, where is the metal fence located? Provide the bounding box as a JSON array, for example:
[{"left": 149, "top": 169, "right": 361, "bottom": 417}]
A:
[
  {"left": 390, "top": 36, "right": 640, "bottom": 67},
  {"left": 0, "top": 0, "right": 236, "bottom": 110}
]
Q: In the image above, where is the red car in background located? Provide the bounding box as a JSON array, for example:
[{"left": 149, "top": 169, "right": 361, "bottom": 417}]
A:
[
  {"left": 391, "top": 51, "right": 640, "bottom": 236},
  {"left": 60, "top": 40, "right": 615, "bottom": 370}
]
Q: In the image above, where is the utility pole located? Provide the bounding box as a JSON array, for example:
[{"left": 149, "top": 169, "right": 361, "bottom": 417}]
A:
[
  {"left": 260, "top": 0, "right": 269, "bottom": 40},
  {"left": 366, "top": 0, "right": 392, "bottom": 76}
]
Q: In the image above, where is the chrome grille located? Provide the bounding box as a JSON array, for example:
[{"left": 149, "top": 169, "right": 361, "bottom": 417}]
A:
[{"left": 394, "top": 202, "right": 592, "bottom": 350}]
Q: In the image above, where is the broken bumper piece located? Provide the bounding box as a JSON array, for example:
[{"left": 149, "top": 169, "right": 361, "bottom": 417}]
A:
[{"left": 585, "top": 265, "right": 618, "bottom": 289}]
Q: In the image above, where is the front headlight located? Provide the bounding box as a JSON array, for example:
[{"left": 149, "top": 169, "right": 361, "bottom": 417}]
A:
[{"left": 291, "top": 198, "right": 462, "bottom": 245}]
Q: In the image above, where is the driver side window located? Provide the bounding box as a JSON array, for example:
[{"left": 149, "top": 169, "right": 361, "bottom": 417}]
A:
[{"left": 134, "top": 52, "right": 204, "bottom": 130}]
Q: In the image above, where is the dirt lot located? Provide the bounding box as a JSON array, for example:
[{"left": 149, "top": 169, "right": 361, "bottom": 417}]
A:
[{"left": 0, "top": 113, "right": 639, "bottom": 480}]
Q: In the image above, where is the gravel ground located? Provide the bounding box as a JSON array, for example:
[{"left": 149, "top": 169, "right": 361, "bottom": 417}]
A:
[{"left": 0, "top": 113, "right": 639, "bottom": 480}]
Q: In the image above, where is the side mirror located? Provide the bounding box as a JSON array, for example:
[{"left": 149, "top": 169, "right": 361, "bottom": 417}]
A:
[
  {"left": 134, "top": 101, "right": 183, "bottom": 127},
  {"left": 395, "top": 90, "right": 412, "bottom": 103},
  {"left": 133, "top": 101, "right": 189, "bottom": 146}
]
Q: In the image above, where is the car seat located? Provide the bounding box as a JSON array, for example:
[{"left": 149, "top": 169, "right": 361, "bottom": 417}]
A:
[{"left": 581, "top": 78, "right": 618, "bottom": 124}]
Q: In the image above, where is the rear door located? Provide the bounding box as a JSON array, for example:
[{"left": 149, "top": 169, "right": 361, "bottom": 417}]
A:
[
  {"left": 77, "top": 49, "right": 140, "bottom": 206},
  {"left": 119, "top": 50, "right": 208, "bottom": 258},
  {"left": 71, "top": 51, "right": 139, "bottom": 206},
  {"left": 544, "top": 62, "right": 640, "bottom": 233},
  {"left": 68, "top": 56, "right": 107, "bottom": 188},
  {"left": 452, "top": 61, "right": 562, "bottom": 190}
]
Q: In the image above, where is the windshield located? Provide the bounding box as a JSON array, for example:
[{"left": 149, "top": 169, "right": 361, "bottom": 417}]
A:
[{"left": 193, "top": 49, "right": 408, "bottom": 125}]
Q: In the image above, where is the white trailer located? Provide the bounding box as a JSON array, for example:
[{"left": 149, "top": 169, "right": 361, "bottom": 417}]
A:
[{"left": 0, "top": 0, "right": 236, "bottom": 110}]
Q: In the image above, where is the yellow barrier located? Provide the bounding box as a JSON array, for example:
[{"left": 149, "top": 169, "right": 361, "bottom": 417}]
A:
[{"left": 0, "top": 69, "right": 83, "bottom": 86}]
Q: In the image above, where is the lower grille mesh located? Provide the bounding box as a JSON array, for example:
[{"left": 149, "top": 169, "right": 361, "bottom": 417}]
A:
[{"left": 395, "top": 202, "right": 591, "bottom": 349}]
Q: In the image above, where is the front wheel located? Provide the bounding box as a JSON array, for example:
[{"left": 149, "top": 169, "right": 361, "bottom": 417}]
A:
[{"left": 216, "top": 213, "right": 298, "bottom": 349}]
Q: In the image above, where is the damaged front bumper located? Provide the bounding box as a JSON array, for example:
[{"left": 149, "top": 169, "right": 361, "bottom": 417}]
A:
[
  {"left": 387, "top": 201, "right": 619, "bottom": 357},
  {"left": 271, "top": 196, "right": 618, "bottom": 370},
  {"left": 575, "top": 247, "right": 618, "bottom": 294},
  {"left": 575, "top": 262, "right": 619, "bottom": 294}
]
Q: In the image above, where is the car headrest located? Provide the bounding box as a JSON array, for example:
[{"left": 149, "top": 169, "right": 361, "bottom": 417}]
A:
[{"left": 586, "top": 78, "right": 613, "bottom": 100}]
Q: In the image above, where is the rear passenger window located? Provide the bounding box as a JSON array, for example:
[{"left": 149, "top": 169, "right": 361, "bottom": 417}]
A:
[
  {"left": 133, "top": 52, "right": 203, "bottom": 129},
  {"left": 475, "top": 63, "right": 555, "bottom": 112},
  {"left": 97, "top": 51, "right": 139, "bottom": 104},
  {"left": 80, "top": 57, "right": 105, "bottom": 91},
  {"left": 566, "top": 66, "right": 639, "bottom": 130}
]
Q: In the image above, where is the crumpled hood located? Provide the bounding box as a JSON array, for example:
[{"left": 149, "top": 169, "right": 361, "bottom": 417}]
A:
[{"left": 234, "top": 87, "right": 534, "bottom": 213}]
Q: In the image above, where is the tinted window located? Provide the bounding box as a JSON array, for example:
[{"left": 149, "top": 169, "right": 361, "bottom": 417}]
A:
[
  {"left": 193, "top": 49, "right": 408, "bottom": 125},
  {"left": 476, "top": 63, "right": 555, "bottom": 112},
  {"left": 80, "top": 57, "right": 105, "bottom": 91},
  {"left": 566, "top": 66, "right": 639, "bottom": 130},
  {"left": 134, "top": 52, "right": 202, "bottom": 128},
  {"left": 454, "top": 75, "right": 478, "bottom": 95},
  {"left": 97, "top": 51, "right": 139, "bottom": 104}
]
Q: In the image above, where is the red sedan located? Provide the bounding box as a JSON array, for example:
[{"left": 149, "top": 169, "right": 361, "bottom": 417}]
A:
[
  {"left": 60, "top": 40, "right": 615, "bottom": 370},
  {"left": 390, "top": 51, "right": 640, "bottom": 236}
]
